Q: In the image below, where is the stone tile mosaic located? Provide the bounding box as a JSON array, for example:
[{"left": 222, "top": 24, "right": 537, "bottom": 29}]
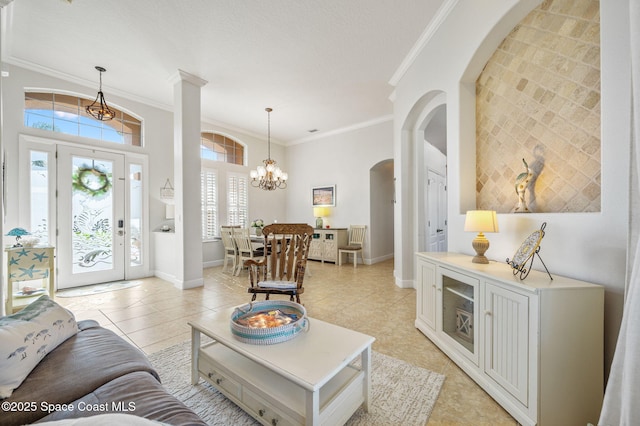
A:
[{"left": 476, "top": 0, "right": 601, "bottom": 213}]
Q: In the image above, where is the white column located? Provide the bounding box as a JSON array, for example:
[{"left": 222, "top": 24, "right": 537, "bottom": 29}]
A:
[{"left": 170, "top": 69, "right": 207, "bottom": 289}]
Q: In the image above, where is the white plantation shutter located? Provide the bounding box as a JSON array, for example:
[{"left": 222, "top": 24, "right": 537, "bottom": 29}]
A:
[
  {"left": 201, "top": 168, "right": 218, "bottom": 239},
  {"left": 228, "top": 172, "right": 248, "bottom": 227}
]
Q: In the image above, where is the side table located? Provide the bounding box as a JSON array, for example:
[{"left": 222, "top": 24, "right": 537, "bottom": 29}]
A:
[{"left": 5, "top": 246, "right": 55, "bottom": 313}]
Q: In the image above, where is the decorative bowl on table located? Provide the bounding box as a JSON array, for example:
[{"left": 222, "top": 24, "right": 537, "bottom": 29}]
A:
[{"left": 230, "top": 300, "right": 308, "bottom": 345}]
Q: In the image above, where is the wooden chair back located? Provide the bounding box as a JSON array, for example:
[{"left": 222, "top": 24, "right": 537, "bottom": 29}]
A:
[
  {"left": 220, "top": 225, "right": 240, "bottom": 273},
  {"left": 246, "top": 223, "right": 314, "bottom": 303},
  {"left": 348, "top": 225, "right": 367, "bottom": 247},
  {"left": 234, "top": 233, "right": 264, "bottom": 276},
  {"left": 232, "top": 227, "right": 250, "bottom": 238},
  {"left": 338, "top": 225, "right": 367, "bottom": 268},
  {"left": 220, "top": 226, "right": 239, "bottom": 251}
]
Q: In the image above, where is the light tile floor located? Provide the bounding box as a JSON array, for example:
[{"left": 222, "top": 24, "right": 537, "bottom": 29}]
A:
[{"left": 55, "top": 259, "right": 517, "bottom": 425}]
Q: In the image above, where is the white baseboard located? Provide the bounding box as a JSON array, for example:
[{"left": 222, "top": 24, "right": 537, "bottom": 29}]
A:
[
  {"left": 204, "top": 259, "right": 224, "bottom": 268},
  {"left": 368, "top": 253, "right": 394, "bottom": 264},
  {"left": 153, "top": 270, "right": 176, "bottom": 286},
  {"left": 394, "top": 272, "right": 415, "bottom": 289}
]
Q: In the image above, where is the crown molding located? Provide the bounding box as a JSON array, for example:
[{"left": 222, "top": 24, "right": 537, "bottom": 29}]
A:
[
  {"left": 388, "top": 0, "right": 459, "bottom": 87},
  {"left": 4, "top": 57, "right": 174, "bottom": 112},
  {"left": 288, "top": 115, "right": 393, "bottom": 146}
]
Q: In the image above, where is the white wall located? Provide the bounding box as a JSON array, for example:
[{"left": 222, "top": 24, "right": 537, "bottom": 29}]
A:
[
  {"left": 285, "top": 120, "right": 394, "bottom": 263},
  {"left": 393, "top": 0, "right": 630, "bottom": 375},
  {"left": 1, "top": 64, "right": 287, "bottom": 274}
]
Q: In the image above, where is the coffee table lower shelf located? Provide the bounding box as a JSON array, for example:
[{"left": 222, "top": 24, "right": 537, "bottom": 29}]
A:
[{"left": 196, "top": 342, "right": 366, "bottom": 426}]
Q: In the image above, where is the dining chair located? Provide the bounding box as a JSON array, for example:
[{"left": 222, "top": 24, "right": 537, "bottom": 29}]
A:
[
  {"left": 234, "top": 233, "right": 265, "bottom": 276},
  {"left": 220, "top": 225, "right": 240, "bottom": 273},
  {"left": 232, "top": 227, "right": 250, "bottom": 238},
  {"left": 338, "top": 225, "right": 366, "bottom": 268},
  {"left": 245, "top": 223, "right": 314, "bottom": 304}
]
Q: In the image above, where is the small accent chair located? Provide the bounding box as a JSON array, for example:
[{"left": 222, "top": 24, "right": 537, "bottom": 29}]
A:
[
  {"left": 338, "top": 225, "right": 366, "bottom": 268},
  {"left": 234, "top": 233, "right": 265, "bottom": 276},
  {"left": 220, "top": 225, "right": 240, "bottom": 273},
  {"left": 245, "top": 223, "right": 314, "bottom": 304}
]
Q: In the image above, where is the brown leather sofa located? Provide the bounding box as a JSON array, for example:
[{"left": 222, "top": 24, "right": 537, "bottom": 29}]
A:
[{"left": 1, "top": 320, "right": 206, "bottom": 426}]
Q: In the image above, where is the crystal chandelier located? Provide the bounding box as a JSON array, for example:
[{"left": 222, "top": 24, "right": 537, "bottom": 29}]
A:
[
  {"left": 86, "top": 66, "right": 116, "bottom": 121},
  {"left": 250, "top": 108, "right": 288, "bottom": 190}
]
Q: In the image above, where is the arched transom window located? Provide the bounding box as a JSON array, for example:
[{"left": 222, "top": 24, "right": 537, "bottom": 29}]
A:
[
  {"left": 24, "top": 91, "right": 142, "bottom": 146},
  {"left": 201, "top": 132, "right": 245, "bottom": 165}
]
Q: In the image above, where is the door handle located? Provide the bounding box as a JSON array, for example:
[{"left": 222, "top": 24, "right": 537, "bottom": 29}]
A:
[{"left": 436, "top": 229, "right": 443, "bottom": 233}]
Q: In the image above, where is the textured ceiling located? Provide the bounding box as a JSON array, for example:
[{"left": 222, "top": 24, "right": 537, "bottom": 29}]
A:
[{"left": 1, "top": 0, "right": 445, "bottom": 144}]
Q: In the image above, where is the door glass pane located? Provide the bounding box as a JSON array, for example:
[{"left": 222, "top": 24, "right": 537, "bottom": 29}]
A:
[
  {"left": 30, "top": 151, "right": 49, "bottom": 243},
  {"left": 130, "top": 164, "right": 143, "bottom": 266},
  {"left": 71, "top": 156, "right": 114, "bottom": 273}
]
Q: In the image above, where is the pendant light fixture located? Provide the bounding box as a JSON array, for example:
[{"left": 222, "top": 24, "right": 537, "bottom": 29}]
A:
[
  {"left": 86, "top": 66, "right": 116, "bottom": 121},
  {"left": 250, "top": 108, "right": 288, "bottom": 190}
]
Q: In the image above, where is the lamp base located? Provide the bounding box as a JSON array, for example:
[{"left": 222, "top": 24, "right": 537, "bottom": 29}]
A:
[
  {"left": 471, "top": 233, "right": 490, "bottom": 264},
  {"left": 472, "top": 254, "right": 489, "bottom": 264},
  {"left": 315, "top": 217, "right": 323, "bottom": 229}
]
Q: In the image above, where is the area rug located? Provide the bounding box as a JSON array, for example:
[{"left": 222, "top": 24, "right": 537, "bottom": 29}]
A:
[
  {"left": 55, "top": 280, "right": 141, "bottom": 297},
  {"left": 148, "top": 340, "right": 445, "bottom": 426}
]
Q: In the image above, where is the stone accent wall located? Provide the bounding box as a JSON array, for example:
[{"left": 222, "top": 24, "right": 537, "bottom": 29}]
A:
[{"left": 475, "top": 0, "right": 600, "bottom": 213}]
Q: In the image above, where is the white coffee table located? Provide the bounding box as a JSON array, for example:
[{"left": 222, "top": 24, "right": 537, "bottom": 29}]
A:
[{"left": 189, "top": 308, "right": 375, "bottom": 426}]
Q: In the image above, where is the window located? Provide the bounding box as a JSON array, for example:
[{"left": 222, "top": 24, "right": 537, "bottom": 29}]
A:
[
  {"left": 129, "top": 164, "right": 144, "bottom": 266},
  {"left": 227, "top": 173, "right": 248, "bottom": 227},
  {"left": 201, "top": 132, "right": 244, "bottom": 165},
  {"left": 29, "top": 150, "right": 51, "bottom": 243},
  {"left": 24, "top": 91, "right": 142, "bottom": 146},
  {"left": 201, "top": 168, "right": 218, "bottom": 239}
]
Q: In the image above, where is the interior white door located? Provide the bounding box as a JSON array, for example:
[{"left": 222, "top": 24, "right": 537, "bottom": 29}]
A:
[
  {"left": 57, "top": 146, "right": 126, "bottom": 288},
  {"left": 426, "top": 170, "right": 447, "bottom": 252},
  {"left": 436, "top": 173, "right": 448, "bottom": 251}
]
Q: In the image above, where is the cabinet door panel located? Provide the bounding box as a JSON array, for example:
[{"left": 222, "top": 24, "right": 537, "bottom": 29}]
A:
[
  {"left": 484, "top": 282, "right": 529, "bottom": 405},
  {"left": 324, "top": 240, "right": 337, "bottom": 260},
  {"left": 417, "top": 259, "right": 437, "bottom": 330},
  {"left": 309, "top": 238, "right": 323, "bottom": 260}
]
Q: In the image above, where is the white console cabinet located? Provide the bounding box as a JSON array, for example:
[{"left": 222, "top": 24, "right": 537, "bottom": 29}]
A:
[
  {"left": 415, "top": 252, "right": 604, "bottom": 426},
  {"left": 308, "top": 228, "right": 347, "bottom": 263}
]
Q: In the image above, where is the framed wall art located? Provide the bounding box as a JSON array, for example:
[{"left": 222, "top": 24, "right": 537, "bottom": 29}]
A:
[{"left": 312, "top": 185, "right": 336, "bottom": 207}]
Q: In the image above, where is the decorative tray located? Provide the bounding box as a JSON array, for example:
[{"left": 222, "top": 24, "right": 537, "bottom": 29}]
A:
[{"left": 230, "top": 300, "right": 308, "bottom": 345}]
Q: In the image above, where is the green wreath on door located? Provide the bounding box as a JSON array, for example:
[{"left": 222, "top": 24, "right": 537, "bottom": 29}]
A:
[{"left": 72, "top": 165, "right": 112, "bottom": 198}]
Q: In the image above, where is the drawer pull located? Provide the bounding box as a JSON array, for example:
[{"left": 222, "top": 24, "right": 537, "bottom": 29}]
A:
[
  {"left": 258, "top": 409, "right": 265, "bottom": 417},
  {"left": 207, "top": 372, "right": 223, "bottom": 385}
]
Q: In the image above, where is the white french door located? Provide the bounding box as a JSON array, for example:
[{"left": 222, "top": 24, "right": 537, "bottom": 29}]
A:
[
  {"left": 18, "top": 135, "right": 148, "bottom": 290},
  {"left": 56, "top": 146, "right": 126, "bottom": 288}
]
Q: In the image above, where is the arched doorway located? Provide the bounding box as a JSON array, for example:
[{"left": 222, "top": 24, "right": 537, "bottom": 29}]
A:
[
  {"left": 369, "top": 159, "right": 394, "bottom": 263},
  {"left": 395, "top": 90, "right": 447, "bottom": 287}
]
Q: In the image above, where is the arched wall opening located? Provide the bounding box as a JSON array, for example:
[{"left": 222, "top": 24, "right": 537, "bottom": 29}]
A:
[
  {"left": 395, "top": 90, "right": 447, "bottom": 287},
  {"left": 369, "top": 159, "right": 394, "bottom": 264}
]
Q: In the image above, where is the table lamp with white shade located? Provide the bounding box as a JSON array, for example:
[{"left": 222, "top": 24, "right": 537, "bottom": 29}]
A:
[
  {"left": 464, "top": 210, "right": 499, "bottom": 264},
  {"left": 313, "top": 207, "right": 330, "bottom": 229}
]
